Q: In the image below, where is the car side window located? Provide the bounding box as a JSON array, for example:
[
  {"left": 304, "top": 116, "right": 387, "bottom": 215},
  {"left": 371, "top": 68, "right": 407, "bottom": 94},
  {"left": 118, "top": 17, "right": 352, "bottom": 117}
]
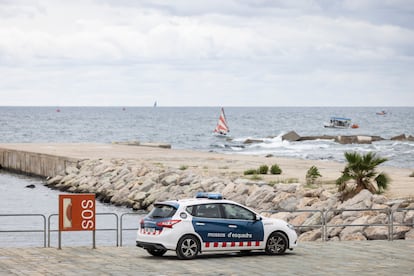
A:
[
  {"left": 222, "top": 203, "right": 255, "bottom": 220},
  {"left": 190, "top": 204, "right": 221, "bottom": 218}
]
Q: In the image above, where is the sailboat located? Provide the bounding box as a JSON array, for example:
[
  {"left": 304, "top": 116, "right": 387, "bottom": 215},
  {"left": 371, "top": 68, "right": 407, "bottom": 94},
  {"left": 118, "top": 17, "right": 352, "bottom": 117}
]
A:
[{"left": 213, "top": 107, "right": 230, "bottom": 137}]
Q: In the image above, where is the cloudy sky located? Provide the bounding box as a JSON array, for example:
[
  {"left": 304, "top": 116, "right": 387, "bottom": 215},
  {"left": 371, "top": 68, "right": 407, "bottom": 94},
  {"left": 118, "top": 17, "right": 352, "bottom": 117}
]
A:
[{"left": 1, "top": 0, "right": 413, "bottom": 106}]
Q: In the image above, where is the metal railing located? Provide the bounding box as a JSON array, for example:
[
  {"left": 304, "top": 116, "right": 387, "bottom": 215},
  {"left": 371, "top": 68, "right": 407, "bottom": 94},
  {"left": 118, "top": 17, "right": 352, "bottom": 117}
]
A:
[
  {"left": 120, "top": 212, "right": 146, "bottom": 247},
  {"left": 390, "top": 207, "right": 414, "bottom": 240},
  {"left": 1, "top": 208, "right": 413, "bottom": 247},
  {"left": 47, "top": 213, "right": 120, "bottom": 247},
  {"left": 0, "top": 214, "right": 47, "bottom": 247},
  {"left": 324, "top": 208, "right": 391, "bottom": 241},
  {"left": 264, "top": 209, "right": 326, "bottom": 240}
]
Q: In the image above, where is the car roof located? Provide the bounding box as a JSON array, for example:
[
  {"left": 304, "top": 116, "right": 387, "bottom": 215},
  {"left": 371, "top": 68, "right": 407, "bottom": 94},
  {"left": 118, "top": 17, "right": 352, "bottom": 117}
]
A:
[{"left": 156, "top": 198, "right": 237, "bottom": 207}]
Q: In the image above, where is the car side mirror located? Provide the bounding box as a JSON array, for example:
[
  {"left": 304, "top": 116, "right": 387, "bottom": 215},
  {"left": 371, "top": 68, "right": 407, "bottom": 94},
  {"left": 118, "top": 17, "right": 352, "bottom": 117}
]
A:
[{"left": 255, "top": 215, "right": 262, "bottom": 221}]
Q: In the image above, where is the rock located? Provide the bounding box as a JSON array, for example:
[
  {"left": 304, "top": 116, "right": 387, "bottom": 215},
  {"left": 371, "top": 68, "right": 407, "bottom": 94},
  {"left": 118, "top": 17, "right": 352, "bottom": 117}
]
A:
[
  {"left": 25, "top": 184, "right": 35, "bottom": 188},
  {"left": 298, "top": 229, "right": 322, "bottom": 241},
  {"left": 391, "top": 134, "right": 406, "bottom": 141},
  {"left": 161, "top": 174, "right": 179, "bottom": 186},
  {"left": 289, "top": 212, "right": 312, "bottom": 228},
  {"left": 282, "top": 131, "right": 301, "bottom": 142},
  {"left": 46, "top": 175, "right": 63, "bottom": 186},
  {"left": 243, "top": 139, "right": 264, "bottom": 144},
  {"left": 338, "top": 189, "right": 373, "bottom": 211},
  {"left": 341, "top": 232, "right": 367, "bottom": 241},
  {"left": 372, "top": 194, "right": 388, "bottom": 204},
  {"left": 326, "top": 215, "right": 344, "bottom": 238},
  {"left": 339, "top": 216, "right": 369, "bottom": 240},
  {"left": 364, "top": 226, "right": 388, "bottom": 240},
  {"left": 405, "top": 229, "right": 414, "bottom": 240},
  {"left": 392, "top": 226, "right": 412, "bottom": 240},
  {"left": 278, "top": 196, "right": 299, "bottom": 211},
  {"left": 274, "top": 184, "right": 299, "bottom": 193},
  {"left": 245, "top": 186, "right": 275, "bottom": 207}
]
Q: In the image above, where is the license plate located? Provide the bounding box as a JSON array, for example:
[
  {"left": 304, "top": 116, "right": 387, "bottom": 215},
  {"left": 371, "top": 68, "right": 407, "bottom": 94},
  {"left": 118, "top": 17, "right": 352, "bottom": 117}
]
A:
[{"left": 145, "top": 227, "right": 155, "bottom": 233}]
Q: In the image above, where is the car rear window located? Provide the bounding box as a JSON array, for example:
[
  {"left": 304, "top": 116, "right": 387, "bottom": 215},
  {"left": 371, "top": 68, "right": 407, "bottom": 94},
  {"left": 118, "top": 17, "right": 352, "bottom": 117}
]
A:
[{"left": 149, "top": 204, "right": 177, "bottom": 218}]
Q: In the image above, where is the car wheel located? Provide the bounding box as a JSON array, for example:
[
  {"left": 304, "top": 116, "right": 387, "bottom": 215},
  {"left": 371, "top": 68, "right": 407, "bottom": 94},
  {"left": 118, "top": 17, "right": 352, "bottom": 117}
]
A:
[
  {"left": 146, "top": 248, "right": 167, "bottom": 257},
  {"left": 265, "top": 232, "right": 288, "bottom": 255},
  {"left": 176, "top": 235, "right": 200, "bottom": 260}
]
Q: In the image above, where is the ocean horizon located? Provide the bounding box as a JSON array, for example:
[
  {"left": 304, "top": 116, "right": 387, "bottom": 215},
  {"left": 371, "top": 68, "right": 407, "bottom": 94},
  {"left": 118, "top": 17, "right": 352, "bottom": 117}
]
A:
[{"left": 1, "top": 106, "right": 413, "bottom": 168}]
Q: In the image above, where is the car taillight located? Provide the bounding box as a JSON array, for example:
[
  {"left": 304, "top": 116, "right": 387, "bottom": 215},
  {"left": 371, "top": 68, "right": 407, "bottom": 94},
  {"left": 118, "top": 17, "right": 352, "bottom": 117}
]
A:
[{"left": 156, "top": 219, "right": 181, "bottom": 228}]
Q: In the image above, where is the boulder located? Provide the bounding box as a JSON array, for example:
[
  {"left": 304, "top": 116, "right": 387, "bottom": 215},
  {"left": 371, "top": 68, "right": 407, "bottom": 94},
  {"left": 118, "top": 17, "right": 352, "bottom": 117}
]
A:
[
  {"left": 341, "top": 232, "right": 367, "bottom": 241},
  {"left": 243, "top": 138, "right": 264, "bottom": 144},
  {"left": 298, "top": 229, "right": 322, "bottom": 241},
  {"left": 364, "top": 226, "right": 388, "bottom": 240},
  {"left": 161, "top": 174, "right": 179, "bottom": 186},
  {"left": 405, "top": 229, "right": 414, "bottom": 240},
  {"left": 391, "top": 134, "right": 406, "bottom": 141},
  {"left": 282, "top": 131, "right": 301, "bottom": 142}
]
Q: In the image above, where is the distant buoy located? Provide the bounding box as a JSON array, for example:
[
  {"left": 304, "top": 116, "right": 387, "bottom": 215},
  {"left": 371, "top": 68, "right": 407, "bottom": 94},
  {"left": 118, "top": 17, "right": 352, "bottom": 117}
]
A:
[{"left": 351, "top": 124, "right": 359, "bottom": 129}]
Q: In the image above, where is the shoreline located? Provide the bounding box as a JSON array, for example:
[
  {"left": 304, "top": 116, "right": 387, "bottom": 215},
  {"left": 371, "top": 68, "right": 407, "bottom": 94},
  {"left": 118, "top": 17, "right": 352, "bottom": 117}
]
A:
[{"left": 0, "top": 143, "right": 413, "bottom": 199}]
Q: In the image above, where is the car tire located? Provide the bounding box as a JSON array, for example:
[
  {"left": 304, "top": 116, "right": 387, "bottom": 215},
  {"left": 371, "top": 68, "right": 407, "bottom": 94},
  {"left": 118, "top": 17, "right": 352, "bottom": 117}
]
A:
[
  {"left": 265, "top": 232, "right": 288, "bottom": 255},
  {"left": 146, "top": 248, "right": 167, "bottom": 257},
  {"left": 176, "top": 235, "right": 200, "bottom": 260}
]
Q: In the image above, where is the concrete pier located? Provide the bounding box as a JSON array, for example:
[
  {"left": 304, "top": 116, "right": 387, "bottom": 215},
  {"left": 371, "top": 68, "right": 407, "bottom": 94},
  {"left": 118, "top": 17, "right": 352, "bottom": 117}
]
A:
[{"left": 0, "top": 143, "right": 172, "bottom": 178}]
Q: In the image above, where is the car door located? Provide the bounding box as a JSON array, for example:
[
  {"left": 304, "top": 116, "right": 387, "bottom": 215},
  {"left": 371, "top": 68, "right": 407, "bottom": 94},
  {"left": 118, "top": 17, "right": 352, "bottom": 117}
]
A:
[
  {"left": 191, "top": 203, "right": 229, "bottom": 245},
  {"left": 219, "top": 203, "right": 264, "bottom": 247},
  {"left": 191, "top": 203, "right": 264, "bottom": 250}
]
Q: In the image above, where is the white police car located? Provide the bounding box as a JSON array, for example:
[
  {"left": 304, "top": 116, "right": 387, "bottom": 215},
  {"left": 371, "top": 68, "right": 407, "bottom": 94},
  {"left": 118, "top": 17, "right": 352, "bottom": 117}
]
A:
[{"left": 136, "top": 192, "right": 298, "bottom": 260}]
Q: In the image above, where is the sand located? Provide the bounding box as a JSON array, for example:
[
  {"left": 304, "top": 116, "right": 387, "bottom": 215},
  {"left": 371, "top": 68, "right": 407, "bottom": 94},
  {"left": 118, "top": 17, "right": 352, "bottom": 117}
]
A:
[{"left": 1, "top": 143, "right": 413, "bottom": 199}]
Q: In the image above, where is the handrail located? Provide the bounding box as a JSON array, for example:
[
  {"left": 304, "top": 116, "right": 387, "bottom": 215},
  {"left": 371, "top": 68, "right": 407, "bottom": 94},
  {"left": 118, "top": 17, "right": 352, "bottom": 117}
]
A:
[
  {"left": 0, "top": 214, "right": 47, "bottom": 247},
  {"left": 120, "top": 212, "right": 147, "bottom": 247},
  {"left": 390, "top": 207, "right": 414, "bottom": 241},
  {"left": 263, "top": 209, "right": 325, "bottom": 241},
  {"left": 47, "top": 212, "right": 119, "bottom": 247},
  {"left": 324, "top": 208, "right": 391, "bottom": 241},
  {"left": 1, "top": 208, "right": 413, "bottom": 247}
]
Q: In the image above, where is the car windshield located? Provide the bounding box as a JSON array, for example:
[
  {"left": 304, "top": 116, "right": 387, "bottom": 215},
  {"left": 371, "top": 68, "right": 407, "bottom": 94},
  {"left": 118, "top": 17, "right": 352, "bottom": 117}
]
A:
[{"left": 149, "top": 204, "right": 177, "bottom": 218}]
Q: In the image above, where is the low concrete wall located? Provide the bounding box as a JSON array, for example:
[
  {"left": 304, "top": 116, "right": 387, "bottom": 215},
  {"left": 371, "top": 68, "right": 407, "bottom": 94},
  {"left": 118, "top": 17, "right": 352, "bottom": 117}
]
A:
[{"left": 0, "top": 148, "right": 78, "bottom": 178}]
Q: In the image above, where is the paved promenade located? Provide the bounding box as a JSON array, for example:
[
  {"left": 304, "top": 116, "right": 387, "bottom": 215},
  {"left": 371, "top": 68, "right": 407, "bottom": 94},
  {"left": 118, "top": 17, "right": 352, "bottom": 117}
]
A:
[{"left": 1, "top": 241, "right": 413, "bottom": 275}]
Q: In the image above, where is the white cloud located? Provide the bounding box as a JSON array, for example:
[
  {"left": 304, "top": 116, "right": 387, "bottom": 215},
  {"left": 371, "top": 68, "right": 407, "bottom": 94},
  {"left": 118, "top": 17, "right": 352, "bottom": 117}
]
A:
[{"left": 0, "top": 0, "right": 413, "bottom": 106}]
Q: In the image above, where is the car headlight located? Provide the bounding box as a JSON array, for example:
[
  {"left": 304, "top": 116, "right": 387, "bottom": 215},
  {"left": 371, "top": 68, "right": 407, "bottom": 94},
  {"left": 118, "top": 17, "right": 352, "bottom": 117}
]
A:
[{"left": 287, "top": 223, "right": 295, "bottom": 230}]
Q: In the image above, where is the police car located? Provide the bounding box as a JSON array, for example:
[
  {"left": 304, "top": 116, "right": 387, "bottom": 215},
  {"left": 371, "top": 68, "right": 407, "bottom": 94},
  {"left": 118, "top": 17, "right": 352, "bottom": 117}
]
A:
[{"left": 136, "top": 192, "right": 298, "bottom": 260}]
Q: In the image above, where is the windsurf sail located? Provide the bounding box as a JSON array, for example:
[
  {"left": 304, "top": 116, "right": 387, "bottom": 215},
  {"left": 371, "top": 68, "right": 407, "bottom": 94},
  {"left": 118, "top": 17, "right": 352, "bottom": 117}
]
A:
[{"left": 213, "top": 108, "right": 230, "bottom": 136}]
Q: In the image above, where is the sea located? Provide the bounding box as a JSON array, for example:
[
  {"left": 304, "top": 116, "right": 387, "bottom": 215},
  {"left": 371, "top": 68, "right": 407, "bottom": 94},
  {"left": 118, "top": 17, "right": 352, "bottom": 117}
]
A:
[{"left": 0, "top": 106, "right": 413, "bottom": 246}]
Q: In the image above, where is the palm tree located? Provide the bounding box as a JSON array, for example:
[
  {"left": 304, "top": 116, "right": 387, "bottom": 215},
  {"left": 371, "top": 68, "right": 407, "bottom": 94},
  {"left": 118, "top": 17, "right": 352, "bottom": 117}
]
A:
[{"left": 336, "top": 152, "right": 390, "bottom": 200}]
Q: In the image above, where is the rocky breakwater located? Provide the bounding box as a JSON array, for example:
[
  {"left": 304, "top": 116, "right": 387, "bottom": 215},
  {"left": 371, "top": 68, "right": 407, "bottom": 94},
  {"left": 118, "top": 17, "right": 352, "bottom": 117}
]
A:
[{"left": 46, "top": 158, "right": 414, "bottom": 241}]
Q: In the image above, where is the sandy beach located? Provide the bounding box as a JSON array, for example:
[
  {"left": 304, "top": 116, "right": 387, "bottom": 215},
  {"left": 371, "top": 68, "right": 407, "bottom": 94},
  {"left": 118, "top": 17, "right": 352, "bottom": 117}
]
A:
[{"left": 1, "top": 143, "right": 413, "bottom": 199}]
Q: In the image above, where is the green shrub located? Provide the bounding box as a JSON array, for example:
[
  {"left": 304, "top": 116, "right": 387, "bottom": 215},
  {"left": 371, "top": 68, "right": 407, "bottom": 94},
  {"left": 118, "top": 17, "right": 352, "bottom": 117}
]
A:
[
  {"left": 244, "top": 169, "right": 257, "bottom": 175},
  {"left": 179, "top": 165, "right": 188, "bottom": 170},
  {"left": 258, "top": 165, "right": 269, "bottom": 174},
  {"left": 270, "top": 164, "right": 282, "bottom": 175},
  {"left": 306, "top": 165, "right": 322, "bottom": 185}
]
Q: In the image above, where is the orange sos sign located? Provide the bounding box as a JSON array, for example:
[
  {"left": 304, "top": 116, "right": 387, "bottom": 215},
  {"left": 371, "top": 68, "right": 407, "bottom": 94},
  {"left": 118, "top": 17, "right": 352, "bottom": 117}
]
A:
[{"left": 59, "top": 194, "right": 96, "bottom": 231}]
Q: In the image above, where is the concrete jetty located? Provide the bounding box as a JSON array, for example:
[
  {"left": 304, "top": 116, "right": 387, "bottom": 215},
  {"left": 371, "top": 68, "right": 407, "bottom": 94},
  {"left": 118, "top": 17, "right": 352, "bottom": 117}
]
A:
[{"left": 0, "top": 143, "right": 173, "bottom": 178}]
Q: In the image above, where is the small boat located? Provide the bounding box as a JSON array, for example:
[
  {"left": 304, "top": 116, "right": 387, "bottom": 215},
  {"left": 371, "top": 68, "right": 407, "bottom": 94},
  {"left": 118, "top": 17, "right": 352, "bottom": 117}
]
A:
[
  {"left": 153, "top": 101, "right": 157, "bottom": 108},
  {"left": 213, "top": 107, "right": 230, "bottom": 137},
  {"left": 376, "top": 110, "right": 387, "bottom": 115},
  {"left": 324, "top": 117, "right": 359, "bottom": 129}
]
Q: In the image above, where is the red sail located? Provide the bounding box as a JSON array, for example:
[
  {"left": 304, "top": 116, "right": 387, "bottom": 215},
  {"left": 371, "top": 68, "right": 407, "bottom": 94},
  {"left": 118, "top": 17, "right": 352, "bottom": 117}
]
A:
[{"left": 213, "top": 108, "right": 229, "bottom": 135}]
